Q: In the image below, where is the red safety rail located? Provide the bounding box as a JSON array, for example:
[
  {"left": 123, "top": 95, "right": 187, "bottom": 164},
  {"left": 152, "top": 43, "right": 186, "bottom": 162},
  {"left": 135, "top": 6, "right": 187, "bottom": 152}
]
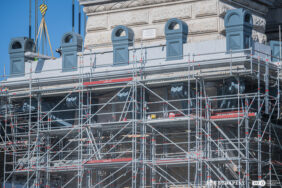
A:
[
  {"left": 213, "top": 110, "right": 244, "bottom": 115},
  {"left": 211, "top": 111, "right": 256, "bottom": 120},
  {"left": 83, "top": 77, "right": 133, "bottom": 86},
  {"left": 86, "top": 158, "right": 132, "bottom": 164}
]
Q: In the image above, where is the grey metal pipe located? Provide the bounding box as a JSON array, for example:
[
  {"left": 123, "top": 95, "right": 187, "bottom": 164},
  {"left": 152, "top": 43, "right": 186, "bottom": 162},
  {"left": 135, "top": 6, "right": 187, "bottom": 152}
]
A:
[
  {"left": 79, "top": 4, "right": 81, "bottom": 34},
  {"left": 72, "top": 0, "right": 75, "bottom": 32},
  {"left": 29, "top": 0, "right": 32, "bottom": 39}
]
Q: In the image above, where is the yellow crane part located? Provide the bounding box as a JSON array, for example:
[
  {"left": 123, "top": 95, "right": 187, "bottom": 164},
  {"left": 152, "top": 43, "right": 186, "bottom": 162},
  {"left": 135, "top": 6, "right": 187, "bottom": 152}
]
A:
[{"left": 39, "top": 3, "right": 47, "bottom": 16}]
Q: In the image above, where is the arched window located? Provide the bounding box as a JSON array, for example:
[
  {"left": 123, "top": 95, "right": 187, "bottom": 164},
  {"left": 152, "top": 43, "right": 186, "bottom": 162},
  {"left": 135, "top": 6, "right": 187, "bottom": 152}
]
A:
[{"left": 12, "top": 42, "right": 22, "bottom": 49}]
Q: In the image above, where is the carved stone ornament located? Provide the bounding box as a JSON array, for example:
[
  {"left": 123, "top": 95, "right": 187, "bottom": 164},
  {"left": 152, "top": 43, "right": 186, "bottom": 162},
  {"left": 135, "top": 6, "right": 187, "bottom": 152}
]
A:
[{"left": 82, "top": 0, "right": 188, "bottom": 14}]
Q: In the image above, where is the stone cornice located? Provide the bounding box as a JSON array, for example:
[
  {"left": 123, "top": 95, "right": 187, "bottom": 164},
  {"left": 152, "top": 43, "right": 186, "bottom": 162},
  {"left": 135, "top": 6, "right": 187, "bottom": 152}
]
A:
[
  {"left": 80, "top": 0, "right": 271, "bottom": 17},
  {"left": 80, "top": 0, "right": 201, "bottom": 15},
  {"left": 79, "top": 0, "right": 120, "bottom": 6}
]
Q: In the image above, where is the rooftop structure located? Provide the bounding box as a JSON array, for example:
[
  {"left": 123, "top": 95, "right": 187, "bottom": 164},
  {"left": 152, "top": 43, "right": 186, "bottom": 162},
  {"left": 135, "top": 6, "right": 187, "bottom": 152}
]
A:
[{"left": 1, "top": 0, "right": 282, "bottom": 187}]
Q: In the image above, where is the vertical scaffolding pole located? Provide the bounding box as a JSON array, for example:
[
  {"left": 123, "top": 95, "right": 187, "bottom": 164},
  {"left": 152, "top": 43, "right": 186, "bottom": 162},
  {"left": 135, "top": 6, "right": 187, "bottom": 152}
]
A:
[
  {"left": 140, "top": 86, "right": 146, "bottom": 187},
  {"left": 46, "top": 112, "right": 51, "bottom": 187},
  {"left": 35, "top": 94, "right": 42, "bottom": 188},
  {"left": 151, "top": 130, "right": 156, "bottom": 188},
  {"left": 245, "top": 97, "right": 250, "bottom": 188},
  {"left": 237, "top": 76, "right": 241, "bottom": 188},
  {"left": 131, "top": 49, "right": 138, "bottom": 188},
  {"left": 97, "top": 130, "right": 102, "bottom": 188},
  {"left": 202, "top": 79, "right": 211, "bottom": 187},
  {"left": 12, "top": 105, "right": 16, "bottom": 188},
  {"left": 27, "top": 61, "right": 33, "bottom": 187},
  {"left": 77, "top": 54, "right": 84, "bottom": 188},
  {"left": 195, "top": 76, "right": 199, "bottom": 186},
  {"left": 199, "top": 78, "right": 203, "bottom": 187},
  {"left": 3, "top": 95, "right": 8, "bottom": 188},
  {"left": 269, "top": 112, "right": 272, "bottom": 188},
  {"left": 265, "top": 58, "right": 270, "bottom": 114},
  {"left": 86, "top": 90, "right": 92, "bottom": 187},
  {"left": 187, "top": 53, "right": 191, "bottom": 187},
  {"left": 258, "top": 57, "right": 262, "bottom": 184}
]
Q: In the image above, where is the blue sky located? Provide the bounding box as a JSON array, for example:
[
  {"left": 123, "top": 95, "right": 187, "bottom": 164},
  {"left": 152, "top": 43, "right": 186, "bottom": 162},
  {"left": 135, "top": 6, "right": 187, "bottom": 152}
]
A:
[{"left": 0, "top": 0, "right": 86, "bottom": 76}]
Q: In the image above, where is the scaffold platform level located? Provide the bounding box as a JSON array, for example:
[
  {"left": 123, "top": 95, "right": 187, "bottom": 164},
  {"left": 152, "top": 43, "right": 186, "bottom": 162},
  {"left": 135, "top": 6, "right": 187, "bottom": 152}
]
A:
[{"left": 0, "top": 41, "right": 282, "bottom": 188}]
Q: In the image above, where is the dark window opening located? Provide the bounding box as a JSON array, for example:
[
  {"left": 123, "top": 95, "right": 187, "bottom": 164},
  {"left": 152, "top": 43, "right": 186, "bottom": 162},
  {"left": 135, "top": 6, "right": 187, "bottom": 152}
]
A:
[
  {"left": 244, "top": 14, "right": 251, "bottom": 24},
  {"left": 12, "top": 42, "right": 22, "bottom": 49},
  {"left": 168, "top": 22, "right": 180, "bottom": 30},
  {"left": 115, "top": 29, "right": 126, "bottom": 37},
  {"left": 64, "top": 35, "right": 73, "bottom": 43}
]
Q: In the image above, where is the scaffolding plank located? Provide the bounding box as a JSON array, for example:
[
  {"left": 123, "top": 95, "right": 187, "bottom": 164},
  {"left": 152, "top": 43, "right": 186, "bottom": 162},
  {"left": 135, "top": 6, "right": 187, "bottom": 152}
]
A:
[{"left": 86, "top": 158, "right": 132, "bottom": 164}]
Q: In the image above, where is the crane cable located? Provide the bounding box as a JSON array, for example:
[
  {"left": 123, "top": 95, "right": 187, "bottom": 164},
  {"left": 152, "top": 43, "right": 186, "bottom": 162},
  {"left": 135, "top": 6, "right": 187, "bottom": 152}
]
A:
[{"left": 34, "top": 0, "right": 55, "bottom": 59}]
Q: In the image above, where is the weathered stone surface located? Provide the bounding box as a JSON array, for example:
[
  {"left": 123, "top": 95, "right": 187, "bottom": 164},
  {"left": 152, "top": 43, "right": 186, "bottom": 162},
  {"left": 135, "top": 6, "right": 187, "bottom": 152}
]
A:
[
  {"left": 85, "top": 31, "right": 112, "bottom": 47},
  {"left": 109, "top": 9, "right": 149, "bottom": 27},
  {"left": 188, "top": 17, "right": 219, "bottom": 34},
  {"left": 187, "top": 33, "right": 221, "bottom": 43},
  {"left": 151, "top": 3, "right": 192, "bottom": 23},
  {"left": 193, "top": 0, "right": 217, "bottom": 18},
  {"left": 87, "top": 15, "right": 108, "bottom": 32}
]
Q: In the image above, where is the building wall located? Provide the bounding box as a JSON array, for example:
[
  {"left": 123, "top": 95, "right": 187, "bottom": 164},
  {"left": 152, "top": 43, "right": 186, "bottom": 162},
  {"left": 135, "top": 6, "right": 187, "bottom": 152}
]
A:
[
  {"left": 79, "top": 0, "right": 269, "bottom": 48},
  {"left": 266, "top": 6, "right": 282, "bottom": 41}
]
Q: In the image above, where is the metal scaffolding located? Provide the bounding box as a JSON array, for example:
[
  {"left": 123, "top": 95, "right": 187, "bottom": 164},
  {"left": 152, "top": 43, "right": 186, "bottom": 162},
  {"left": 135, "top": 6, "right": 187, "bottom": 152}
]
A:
[{"left": 0, "top": 45, "right": 282, "bottom": 188}]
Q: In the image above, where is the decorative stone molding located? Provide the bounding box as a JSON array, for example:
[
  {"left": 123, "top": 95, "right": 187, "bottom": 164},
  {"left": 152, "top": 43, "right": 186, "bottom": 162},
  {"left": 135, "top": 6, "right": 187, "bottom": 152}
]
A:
[
  {"left": 82, "top": 0, "right": 199, "bottom": 15},
  {"left": 253, "top": 15, "right": 266, "bottom": 32}
]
